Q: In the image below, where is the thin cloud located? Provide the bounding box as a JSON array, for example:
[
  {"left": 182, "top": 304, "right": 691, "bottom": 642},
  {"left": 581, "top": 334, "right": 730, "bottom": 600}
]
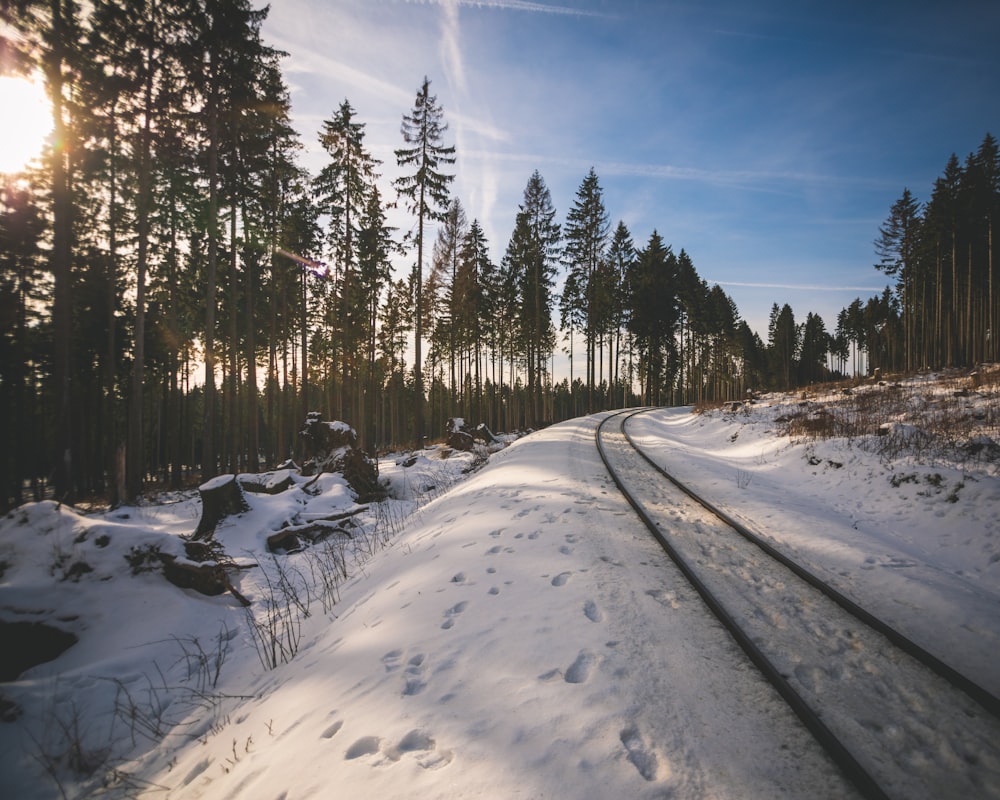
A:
[
  {"left": 272, "top": 38, "right": 414, "bottom": 108},
  {"left": 404, "top": 0, "right": 611, "bottom": 17},
  {"left": 461, "top": 149, "right": 896, "bottom": 191},
  {"left": 440, "top": 0, "right": 466, "bottom": 95},
  {"left": 713, "top": 281, "right": 882, "bottom": 292}
]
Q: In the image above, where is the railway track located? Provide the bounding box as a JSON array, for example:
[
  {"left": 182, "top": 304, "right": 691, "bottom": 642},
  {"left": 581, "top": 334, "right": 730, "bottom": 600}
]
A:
[{"left": 596, "top": 408, "right": 1000, "bottom": 800}]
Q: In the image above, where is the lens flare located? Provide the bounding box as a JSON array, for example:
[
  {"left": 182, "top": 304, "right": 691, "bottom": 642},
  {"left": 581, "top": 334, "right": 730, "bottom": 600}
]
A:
[{"left": 0, "top": 75, "right": 52, "bottom": 174}]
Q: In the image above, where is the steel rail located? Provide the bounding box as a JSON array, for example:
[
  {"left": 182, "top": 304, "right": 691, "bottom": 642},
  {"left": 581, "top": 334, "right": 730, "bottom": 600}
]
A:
[
  {"left": 596, "top": 408, "right": 890, "bottom": 800},
  {"left": 618, "top": 409, "right": 1000, "bottom": 722}
]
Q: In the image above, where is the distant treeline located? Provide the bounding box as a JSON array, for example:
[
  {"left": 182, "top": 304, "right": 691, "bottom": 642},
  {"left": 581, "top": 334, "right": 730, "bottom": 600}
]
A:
[
  {"left": 839, "top": 133, "right": 999, "bottom": 376},
  {"left": 1, "top": 2, "right": 994, "bottom": 510}
]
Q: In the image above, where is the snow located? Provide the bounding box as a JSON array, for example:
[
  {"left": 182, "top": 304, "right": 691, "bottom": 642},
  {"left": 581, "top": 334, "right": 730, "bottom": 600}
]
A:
[{"left": 1, "top": 375, "right": 998, "bottom": 799}]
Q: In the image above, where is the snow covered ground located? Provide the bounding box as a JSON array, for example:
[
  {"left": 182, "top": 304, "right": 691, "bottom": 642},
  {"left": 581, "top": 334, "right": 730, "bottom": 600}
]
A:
[{"left": 1, "top": 373, "right": 998, "bottom": 799}]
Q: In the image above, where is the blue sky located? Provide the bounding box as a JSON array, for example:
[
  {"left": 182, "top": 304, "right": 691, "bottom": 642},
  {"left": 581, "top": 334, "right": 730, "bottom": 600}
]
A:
[{"left": 261, "top": 0, "right": 999, "bottom": 340}]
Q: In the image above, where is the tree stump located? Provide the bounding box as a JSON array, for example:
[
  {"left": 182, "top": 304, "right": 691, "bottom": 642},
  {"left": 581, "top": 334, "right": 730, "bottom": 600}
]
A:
[
  {"left": 474, "top": 423, "right": 499, "bottom": 444},
  {"left": 193, "top": 474, "right": 249, "bottom": 539}
]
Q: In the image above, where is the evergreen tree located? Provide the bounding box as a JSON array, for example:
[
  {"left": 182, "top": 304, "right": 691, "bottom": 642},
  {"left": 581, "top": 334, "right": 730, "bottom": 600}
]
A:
[
  {"left": 875, "top": 188, "right": 922, "bottom": 371},
  {"left": 798, "top": 312, "right": 829, "bottom": 385},
  {"left": 426, "top": 198, "right": 468, "bottom": 412},
  {"left": 394, "top": 76, "right": 455, "bottom": 444},
  {"left": 767, "top": 303, "right": 798, "bottom": 389},
  {"left": 507, "top": 171, "right": 560, "bottom": 426},
  {"left": 456, "top": 219, "right": 492, "bottom": 421},
  {"left": 606, "top": 221, "right": 636, "bottom": 408},
  {"left": 314, "top": 98, "right": 381, "bottom": 423},
  {"left": 561, "top": 167, "right": 609, "bottom": 412},
  {"left": 626, "top": 231, "right": 679, "bottom": 404}
]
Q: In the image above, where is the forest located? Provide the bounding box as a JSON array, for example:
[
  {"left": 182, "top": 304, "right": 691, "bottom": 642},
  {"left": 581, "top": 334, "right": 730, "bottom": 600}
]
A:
[{"left": 1, "top": 1, "right": 998, "bottom": 512}]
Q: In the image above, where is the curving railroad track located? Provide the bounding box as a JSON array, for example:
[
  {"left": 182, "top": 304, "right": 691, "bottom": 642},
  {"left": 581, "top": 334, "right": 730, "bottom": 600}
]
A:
[{"left": 596, "top": 408, "right": 1000, "bottom": 800}]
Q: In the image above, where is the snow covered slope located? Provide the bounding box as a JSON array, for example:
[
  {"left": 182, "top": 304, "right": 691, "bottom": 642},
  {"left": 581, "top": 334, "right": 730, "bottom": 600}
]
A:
[{"left": 2, "top": 378, "right": 998, "bottom": 799}]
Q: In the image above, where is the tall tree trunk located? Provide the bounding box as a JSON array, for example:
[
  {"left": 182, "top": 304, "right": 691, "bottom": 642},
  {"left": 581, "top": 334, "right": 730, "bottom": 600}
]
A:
[
  {"left": 48, "top": 0, "right": 74, "bottom": 503},
  {"left": 414, "top": 183, "right": 425, "bottom": 444},
  {"left": 203, "top": 65, "right": 220, "bottom": 480},
  {"left": 227, "top": 205, "right": 239, "bottom": 473},
  {"left": 245, "top": 206, "right": 258, "bottom": 474},
  {"left": 126, "top": 13, "right": 155, "bottom": 502}
]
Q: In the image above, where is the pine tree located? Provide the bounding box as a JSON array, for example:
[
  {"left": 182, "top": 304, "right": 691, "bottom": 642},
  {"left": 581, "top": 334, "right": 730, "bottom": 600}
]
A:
[
  {"left": 394, "top": 77, "right": 455, "bottom": 444},
  {"left": 562, "top": 168, "right": 609, "bottom": 412},
  {"left": 506, "top": 171, "right": 560, "bottom": 426},
  {"left": 875, "top": 188, "right": 922, "bottom": 372},
  {"left": 606, "top": 221, "right": 635, "bottom": 408},
  {"left": 456, "top": 219, "right": 492, "bottom": 421},
  {"left": 315, "top": 98, "right": 381, "bottom": 423},
  {"left": 798, "top": 312, "right": 829, "bottom": 385},
  {"left": 626, "top": 231, "right": 679, "bottom": 404},
  {"left": 426, "top": 198, "right": 467, "bottom": 411},
  {"left": 767, "top": 303, "right": 798, "bottom": 389}
]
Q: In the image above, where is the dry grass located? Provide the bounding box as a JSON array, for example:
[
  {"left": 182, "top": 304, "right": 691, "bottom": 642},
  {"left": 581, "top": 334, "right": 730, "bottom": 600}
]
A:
[{"left": 768, "top": 366, "right": 1000, "bottom": 468}]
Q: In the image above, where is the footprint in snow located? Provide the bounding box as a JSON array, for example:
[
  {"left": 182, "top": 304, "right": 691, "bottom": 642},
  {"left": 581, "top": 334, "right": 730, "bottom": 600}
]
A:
[
  {"left": 564, "top": 650, "right": 597, "bottom": 684},
  {"left": 646, "top": 589, "right": 680, "bottom": 609},
  {"left": 345, "top": 736, "right": 381, "bottom": 760},
  {"left": 403, "top": 653, "right": 428, "bottom": 696},
  {"left": 383, "top": 729, "right": 446, "bottom": 765},
  {"left": 551, "top": 571, "right": 572, "bottom": 587},
  {"left": 583, "top": 600, "right": 603, "bottom": 622},
  {"left": 321, "top": 720, "right": 344, "bottom": 739},
  {"left": 382, "top": 649, "right": 404, "bottom": 672},
  {"left": 441, "top": 601, "right": 469, "bottom": 630},
  {"left": 620, "top": 727, "right": 660, "bottom": 781}
]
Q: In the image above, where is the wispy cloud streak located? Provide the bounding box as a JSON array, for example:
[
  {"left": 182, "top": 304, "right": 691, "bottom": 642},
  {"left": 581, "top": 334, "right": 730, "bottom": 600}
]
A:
[
  {"left": 713, "top": 281, "right": 882, "bottom": 292},
  {"left": 461, "top": 149, "right": 897, "bottom": 191},
  {"left": 404, "top": 0, "right": 610, "bottom": 18}
]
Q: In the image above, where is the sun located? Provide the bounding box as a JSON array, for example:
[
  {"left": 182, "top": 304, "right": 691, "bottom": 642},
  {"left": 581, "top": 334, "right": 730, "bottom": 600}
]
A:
[{"left": 0, "top": 74, "right": 52, "bottom": 174}]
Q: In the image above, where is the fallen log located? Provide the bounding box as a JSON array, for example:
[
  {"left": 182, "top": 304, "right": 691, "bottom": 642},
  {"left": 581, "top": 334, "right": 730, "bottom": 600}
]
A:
[
  {"left": 266, "top": 522, "right": 353, "bottom": 553},
  {"left": 159, "top": 554, "right": 251, "bottom": 607},
  {"left": 238, "top": 469, "right": 295, "bottom": 495}
]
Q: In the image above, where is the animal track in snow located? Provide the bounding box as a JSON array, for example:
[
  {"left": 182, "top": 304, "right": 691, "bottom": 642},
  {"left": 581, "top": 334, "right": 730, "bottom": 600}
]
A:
[
  {"left": 583, "top": 600, "right": 603, "bottom": 622},
  {"left": 551, "top": 571, "right": 572, "bottom": 587}
]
